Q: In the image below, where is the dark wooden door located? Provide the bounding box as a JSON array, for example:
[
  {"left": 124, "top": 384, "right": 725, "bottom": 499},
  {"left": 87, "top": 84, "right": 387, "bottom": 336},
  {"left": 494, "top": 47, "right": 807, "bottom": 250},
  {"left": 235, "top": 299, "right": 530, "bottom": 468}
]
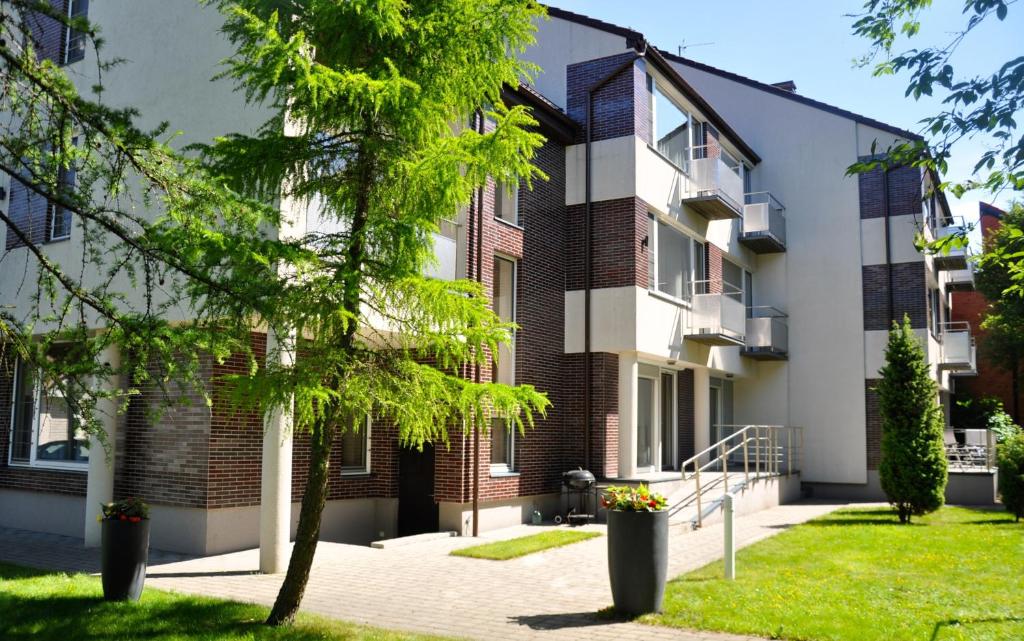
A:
[{"left": 398, "top": 444, "right": 438, "bottom": 536}]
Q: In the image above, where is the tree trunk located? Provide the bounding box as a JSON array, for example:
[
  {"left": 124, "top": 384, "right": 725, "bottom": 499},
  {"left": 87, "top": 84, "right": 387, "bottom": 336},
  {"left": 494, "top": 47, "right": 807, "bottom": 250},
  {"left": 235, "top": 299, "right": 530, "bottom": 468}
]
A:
[{"left": 265, "top": 421, "right": 334, "bottom": 625}]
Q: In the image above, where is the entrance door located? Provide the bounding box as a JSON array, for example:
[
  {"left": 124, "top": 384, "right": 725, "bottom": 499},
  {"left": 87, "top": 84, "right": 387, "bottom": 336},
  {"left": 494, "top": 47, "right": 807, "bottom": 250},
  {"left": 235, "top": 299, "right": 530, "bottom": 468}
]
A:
[
  {"left": 709, "top": 384, "right": 721, "bottom": 463},
  {"left": 660, "top": 372, "right": 675, "bottom": 470},
  {"left": 398, "top": 444, "right": 438, "bottom": 536},
  {"left": 636, "top": 377, "right": 654, "bottom": 469}
]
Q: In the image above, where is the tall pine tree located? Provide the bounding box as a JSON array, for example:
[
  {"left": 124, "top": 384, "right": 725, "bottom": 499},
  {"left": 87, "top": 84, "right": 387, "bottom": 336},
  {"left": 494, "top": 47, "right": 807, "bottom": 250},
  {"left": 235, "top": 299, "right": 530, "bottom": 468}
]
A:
[{"left": 877, "top": 316, "right": 948, "bottom": 523}]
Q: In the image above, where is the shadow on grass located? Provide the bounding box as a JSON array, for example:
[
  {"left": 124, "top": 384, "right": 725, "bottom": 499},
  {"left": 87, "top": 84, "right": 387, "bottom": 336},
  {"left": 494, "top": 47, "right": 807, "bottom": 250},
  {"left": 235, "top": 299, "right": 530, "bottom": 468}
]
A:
[
  {"left": 804, "top": 517, "right": 921, "bottom": 527},
  {"left": 965, "top": 518, "right": 1020, "bottom": 526},
  {"left": 930, "top": 616, "right": 1024, "bottom": 641},
  {"left": 0, "top": 592, "right": 273, "bottom": 641},
  {"left": 510, "top": 611, "right": 617, "bottom": 630}
]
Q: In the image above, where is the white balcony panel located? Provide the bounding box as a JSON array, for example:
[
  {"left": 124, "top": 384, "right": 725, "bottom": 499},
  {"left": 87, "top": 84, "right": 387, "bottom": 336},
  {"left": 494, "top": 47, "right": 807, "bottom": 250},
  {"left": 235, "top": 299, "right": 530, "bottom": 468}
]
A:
[{"left": 424, "top": 232, "right": 458, "bottom": 281}]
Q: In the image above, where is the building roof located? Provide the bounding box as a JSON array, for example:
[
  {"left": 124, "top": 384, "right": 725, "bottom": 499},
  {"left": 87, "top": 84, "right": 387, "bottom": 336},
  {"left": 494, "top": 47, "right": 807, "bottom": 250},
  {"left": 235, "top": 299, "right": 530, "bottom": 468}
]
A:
[
  {"left": 544, "top": 5, "right": 923, "bottom": 143},
  {"left": 502, "top": 83, "right": 578, "bottom": 144}
]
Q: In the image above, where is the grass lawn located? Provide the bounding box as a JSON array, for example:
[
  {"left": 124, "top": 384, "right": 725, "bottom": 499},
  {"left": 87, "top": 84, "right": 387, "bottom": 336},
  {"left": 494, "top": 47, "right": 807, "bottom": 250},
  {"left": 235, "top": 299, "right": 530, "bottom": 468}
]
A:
[
  {"left": 645, "top": 507, "right": 1023, "bottom": 641},
  {"left": 0, "top": 562, "right": 457, "bottom": 641},
  {"left": 450, "top": 529, "right": 600, "bottom": 560}
]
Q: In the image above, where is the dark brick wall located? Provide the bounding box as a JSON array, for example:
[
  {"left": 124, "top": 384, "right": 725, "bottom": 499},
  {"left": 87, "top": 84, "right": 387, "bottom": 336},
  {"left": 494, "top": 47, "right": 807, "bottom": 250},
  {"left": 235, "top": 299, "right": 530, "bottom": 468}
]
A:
[
  {"left": 564, "top": 352, "right": 620, "bottom": 479},
  {"left": 862, "top": 262, "right": 927, "bottom": 331},
  {"left": 567, "top": 52, "right": 641, "bottom": 144},
  {"left": 566, "top": 197, "right": 649, "bottom": 291},
  {"left": 858, "top": 164, "right": 922, "bottom": 220},
  {"left": 677, "top": 369, "right": 695, "bottom": 462},
  {"left": 0, "top": 352, "right": 88, "bottom": 496},
  {"left": 865, "top": 379, "right": 881, "bottom": 470},
  {"left": 706, "top": 242, "right": 723, "bottom": 293}
]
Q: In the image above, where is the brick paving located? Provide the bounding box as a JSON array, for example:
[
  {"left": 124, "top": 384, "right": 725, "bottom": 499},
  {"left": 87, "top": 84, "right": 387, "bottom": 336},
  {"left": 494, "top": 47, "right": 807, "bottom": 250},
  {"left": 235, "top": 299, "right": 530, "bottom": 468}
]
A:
[{"left": 0, "top": 501, "right": 847, "bottom": 641}]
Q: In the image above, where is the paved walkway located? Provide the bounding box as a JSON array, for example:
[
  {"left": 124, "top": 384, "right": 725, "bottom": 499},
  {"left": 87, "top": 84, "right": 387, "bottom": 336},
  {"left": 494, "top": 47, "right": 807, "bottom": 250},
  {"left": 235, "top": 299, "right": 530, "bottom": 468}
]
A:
[{"left": 0, "top": 501, "right": 847, "bottom": 641}]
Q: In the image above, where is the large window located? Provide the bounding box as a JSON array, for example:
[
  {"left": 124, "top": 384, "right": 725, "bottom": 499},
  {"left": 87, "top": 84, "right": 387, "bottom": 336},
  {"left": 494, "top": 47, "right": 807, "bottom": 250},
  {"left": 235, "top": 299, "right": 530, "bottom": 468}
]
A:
[
  {"left": 491, "top": 256, "right": 517, "bottom": 472},
  {"left": 339, "top": 417, "right": 371, "bottom": 475},
  {"left": 648, "top": 213, "right": 702, "bottom": 302},
  {"left": 648, "top": 75, "right": 697, "bottom": 173},
  {"left": 9, "top": 356, "right": 89, "bottom": 467}
]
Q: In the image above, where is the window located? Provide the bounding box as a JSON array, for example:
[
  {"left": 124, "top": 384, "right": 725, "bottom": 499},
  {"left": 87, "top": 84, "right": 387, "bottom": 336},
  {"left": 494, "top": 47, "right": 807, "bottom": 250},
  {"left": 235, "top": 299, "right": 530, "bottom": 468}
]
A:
[
  {"left": 647, "top": 214, "right": 704, "bottom": 301},
  {"left": 5, "top": 144, "right": 76, "bottom": 249},
  {"left": 64, "top": 0, "right": 88, "bottom": 65},
  {"left": 9, "top": 355, "right": 89, "bottom": 468},
  {"left": 494, "top": 181, "right": 518, "bottom": 226},
  {"left": 339, "top": 417, "right": 371, "bottom": 475},
  {"left": 648, "top": 75, "right": 696, "bottom": 173},
  {"left": 744, "top": 270, "right": 754, "bottom": 317},
  {"left": 491, "top": 256, "right": 516, "bottom": 471},
  {"left": 722, "top": 259, "right": 743, "bottom": 294}
]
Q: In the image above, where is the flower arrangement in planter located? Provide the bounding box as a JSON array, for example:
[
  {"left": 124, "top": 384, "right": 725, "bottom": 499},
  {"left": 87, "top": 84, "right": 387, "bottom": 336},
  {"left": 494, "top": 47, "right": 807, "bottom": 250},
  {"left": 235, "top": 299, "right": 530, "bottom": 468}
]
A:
[
  {"left": 100, "top": 497, "right": 151, "bottom": 602},
  {"left": 602, "top": 484, "right": 669, "bottom": 616}
]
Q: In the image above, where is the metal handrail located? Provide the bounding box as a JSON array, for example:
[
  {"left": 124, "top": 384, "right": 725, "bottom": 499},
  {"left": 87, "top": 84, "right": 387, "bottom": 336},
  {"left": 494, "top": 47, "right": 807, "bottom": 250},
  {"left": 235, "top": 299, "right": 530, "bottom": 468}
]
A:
[
  {"left": 747, "top": 306, "right": 787, "bottom": 319},
  {"left": 679, "top": 424, "right": 803, "bottom": 528},
  {"left": 743, "top": 191, "right": 786, "bottom": 212},
  {"left": 690, "top": 279, "right": 743, "bottom": 297},
  {"left": 939, "top": 320, "right": 971, "bottom": 334}
]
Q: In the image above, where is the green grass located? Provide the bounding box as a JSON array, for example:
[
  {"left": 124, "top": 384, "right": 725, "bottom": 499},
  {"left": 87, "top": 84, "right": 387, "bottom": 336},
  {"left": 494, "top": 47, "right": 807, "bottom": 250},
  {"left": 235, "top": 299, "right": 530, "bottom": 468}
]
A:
[
  {"left": 645, "top": 507, "right": 1024, "bottom": 641},
  {"left": 450, "top": 529, "right": 601, "bottom": 560},
  {"left": 0, "top": 562, "right": 458, "bottom": 641}
]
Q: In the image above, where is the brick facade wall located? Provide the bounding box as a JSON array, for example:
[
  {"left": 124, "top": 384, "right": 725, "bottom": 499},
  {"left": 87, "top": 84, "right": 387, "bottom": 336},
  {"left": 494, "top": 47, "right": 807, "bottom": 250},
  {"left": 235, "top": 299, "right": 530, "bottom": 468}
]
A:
[
  {"left": 565, "top": 197, "right": 649, "bottom": 292},
  {"left": 865, "top": 379, "right": 882, "bottom": 470},
  {"left": 862, "top": 262, "right": 927, "bottom": 331},
  {"left": 858, "top": 164, "right": 922, "bottom": 220},
  {"left": 706, "top": 242, "right": 723, "bottom": 293},
  {"left": 564, "top": 352, "right": 619, "bottom": 479},
  {"left": 677, "top": 369, "right": 695, "bottom": 462},
  {"left": 567, "top": 52, "right": 642, "bottom": 145}
]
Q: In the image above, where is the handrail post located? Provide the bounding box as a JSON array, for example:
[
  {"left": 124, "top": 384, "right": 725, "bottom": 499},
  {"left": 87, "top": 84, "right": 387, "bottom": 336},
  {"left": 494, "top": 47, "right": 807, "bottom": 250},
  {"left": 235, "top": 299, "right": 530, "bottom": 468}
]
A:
[
  {"left": 755, "top": 426, "right": 762, "bottom": 477},
  {"left": 695, "top": 466, "right": 703, "bottom": 528},
  {"left": 722, "top": 452, "right": 728, "bottom": 493},
  {"left": 743, "top": 432, "right": 750, "bottom": 486},
  {"left": 787, "top": 428, "right": 792, "bottom": 478},
  {"left": 771, "top": 428, "right": 777, "bottom": 475},
  {"left": 799, "top": 427, "right": 804, "bottom": 474}
]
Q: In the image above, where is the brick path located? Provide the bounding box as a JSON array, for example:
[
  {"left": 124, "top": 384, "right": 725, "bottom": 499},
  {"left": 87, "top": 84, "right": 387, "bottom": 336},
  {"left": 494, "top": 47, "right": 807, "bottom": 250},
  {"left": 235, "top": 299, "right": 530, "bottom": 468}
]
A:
[{"left": 0, "top": 501, "right": 847, "bottom": 641}]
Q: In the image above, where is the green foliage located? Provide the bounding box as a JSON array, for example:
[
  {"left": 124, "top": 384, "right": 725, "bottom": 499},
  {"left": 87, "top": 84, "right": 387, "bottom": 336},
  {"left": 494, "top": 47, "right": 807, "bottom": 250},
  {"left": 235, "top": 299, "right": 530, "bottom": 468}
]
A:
[
  {"left": 849, "top": 0, "right": 1022, "bottom": 197},
  {"left": 100, "top": 497, "right": 150, "bottom": 521},
  {"left": 952, "top": 394, "right": 1006, "bottom": 431},
  {"left": 600, "top": 485, "right": 668, "bottom": 512},
  {"left": 450, "top": 530, "right": 601, "bottom": 560},
  {"left": 877, "top": 316, "right": 948, "bottom": 523},
  {"left": 997, "top": 432, "right": 1024, "bottom": 520},
  {"left": 989, "top": 411, "right": 1022, "bottom": 444}
]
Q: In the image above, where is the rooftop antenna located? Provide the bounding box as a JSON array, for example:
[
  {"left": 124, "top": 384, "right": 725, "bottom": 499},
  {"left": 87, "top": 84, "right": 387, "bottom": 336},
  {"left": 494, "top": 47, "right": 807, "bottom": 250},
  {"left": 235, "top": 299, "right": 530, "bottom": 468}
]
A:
[{"left": 677, "top": 40, "right": 713, "bottom": 56}]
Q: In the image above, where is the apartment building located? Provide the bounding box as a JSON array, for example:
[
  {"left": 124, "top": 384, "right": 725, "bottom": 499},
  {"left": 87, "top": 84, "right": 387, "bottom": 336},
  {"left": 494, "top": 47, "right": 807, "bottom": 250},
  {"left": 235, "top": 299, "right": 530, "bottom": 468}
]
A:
[{"left": 0, "top": 4, "right": 978, "bottom": 556}]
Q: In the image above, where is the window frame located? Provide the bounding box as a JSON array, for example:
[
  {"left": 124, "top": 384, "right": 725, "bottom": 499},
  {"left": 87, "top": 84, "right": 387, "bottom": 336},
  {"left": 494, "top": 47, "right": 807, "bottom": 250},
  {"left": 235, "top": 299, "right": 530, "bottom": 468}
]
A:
[
  {"left": 494, "top": 180, "right": 520, "bottom": 227},
  {"left": 647, "top": 74, "right": 698, "bottom": 176},
  {"left": 7, "top": 357, "right": 89, "bottom": 471},
  {"left": 646, "top": 211, "right": 703, "bottom": 306},
  {"left": 490, "top": 254, "right": 518, "bottom": 475},
  {"left": 63, "top": 0, "right": 88, "bottom": 66},
  {"left": 339, "top": 416, "right": 372, "bottom": 476}
]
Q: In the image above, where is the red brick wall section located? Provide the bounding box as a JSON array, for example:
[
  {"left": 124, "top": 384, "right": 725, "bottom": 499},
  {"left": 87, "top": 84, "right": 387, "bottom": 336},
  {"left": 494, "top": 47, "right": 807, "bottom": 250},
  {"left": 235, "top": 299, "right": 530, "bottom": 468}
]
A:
[
  {"left": 862, "top": 262, "right": 927, "bottom": 331},
  {"left": 567, "top": 52, "right": 642, "bottom": 144},
  {"left": 677, "top": 369, "right": 695, "bottom": 462},
  {"left": 0, "top": 351, "right": 87, "bottom": 496},
  {"left": 115, "top": 357, "right": 214, "bottom": 507},
  {"left": 562, "top": 352, "right": 619, "bottom": 479},
  {"left": 565, "top": 197, "right": 650, "bottom": 292},
  {"left": 706, "top": 243, "right": 723, "bottom": 293},
  {"left": 858, "top": 163, "right": 922, "bottom": 220}
]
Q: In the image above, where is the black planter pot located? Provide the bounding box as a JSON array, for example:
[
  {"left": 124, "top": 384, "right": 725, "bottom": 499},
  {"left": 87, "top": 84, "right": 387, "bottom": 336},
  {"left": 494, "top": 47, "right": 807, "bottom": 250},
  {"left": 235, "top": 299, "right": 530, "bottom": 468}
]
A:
[
  {"left": 607, "top": 509, "right": 668, "bottom": 615},
  {"left": 101, "top": 519, "right": 151, "bottom": 602}
]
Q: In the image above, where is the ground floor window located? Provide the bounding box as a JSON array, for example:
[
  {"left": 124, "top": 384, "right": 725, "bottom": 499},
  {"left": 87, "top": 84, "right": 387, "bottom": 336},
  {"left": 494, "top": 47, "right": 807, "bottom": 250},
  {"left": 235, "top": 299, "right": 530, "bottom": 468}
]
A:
[
  {"left": 9, "top": 356, "right": 89, "bottom": 467},
  {"left": 339, "top": 416, "right": 371, "bottom": 475},
  {"left": 490, "top": 417, "right": 515, "bottom": 472}
]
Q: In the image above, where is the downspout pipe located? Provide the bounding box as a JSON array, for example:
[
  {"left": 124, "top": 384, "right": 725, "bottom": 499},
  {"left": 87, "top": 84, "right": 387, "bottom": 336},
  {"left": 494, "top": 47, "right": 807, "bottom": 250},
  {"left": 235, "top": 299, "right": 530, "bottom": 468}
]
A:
[
  {"left": 882, "top": 169, "right": 894, "bottom": 324},
  {"left": 472, "top": 109, "right": 485, "bottom": 537},
  {"left": 583, "top": 45, "right": 645, "bottom": 473}
]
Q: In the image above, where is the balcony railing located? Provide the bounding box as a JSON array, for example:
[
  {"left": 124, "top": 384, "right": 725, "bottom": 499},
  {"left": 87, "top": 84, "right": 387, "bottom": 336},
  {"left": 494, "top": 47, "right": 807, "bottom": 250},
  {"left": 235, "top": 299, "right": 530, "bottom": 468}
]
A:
[
  {"left": 423, "top": 218, "right": 461, "bottom": 281},
  {"left": 944, "top": 429, "right": 996, "bottom": 472},
  {"left": 683, "top": 145, "right": 744, "bottom": 220},
  {"left": 946, "top": 262, "right": 976, "bottom": 292},
  {"left": 741, "top": 307, "right": 788, "bottom": 360},
  {"left": 740, "top": 192, "right": 786, "bottom": 253},
  {"left": 938, "top": 321, "right": 976, "bottom": 374},
  {"left": 684, "top": 280, "right": 746, "bottom": 346},
  {"left": 932, "top": 216, "right": 969, "bottom": 271}
]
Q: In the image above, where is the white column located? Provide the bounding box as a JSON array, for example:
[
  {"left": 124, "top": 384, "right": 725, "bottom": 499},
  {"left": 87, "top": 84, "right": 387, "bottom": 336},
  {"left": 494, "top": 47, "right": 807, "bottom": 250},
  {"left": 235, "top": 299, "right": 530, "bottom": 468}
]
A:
[
  {"left": 259, "top": 329, "right": 294, "bottom": 574},
  {"left": 693, "top": 367, "right": 711, "bottom": 466},
  {"left": 723, "top": 493, "right": 735, "bottom": 580},
  {"left": 617, "top": 352, "right": 638, "bottom": 479},
  {"left": 84, "top": 344, "right": 120, "bottom": 547}
]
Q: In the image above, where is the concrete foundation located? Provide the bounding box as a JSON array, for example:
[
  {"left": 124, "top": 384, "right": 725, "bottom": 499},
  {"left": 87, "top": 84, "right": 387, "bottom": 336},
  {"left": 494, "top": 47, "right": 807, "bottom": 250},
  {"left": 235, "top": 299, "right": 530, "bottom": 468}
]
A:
[
  {"left": 0, "top": 489, "right": 85, "bottom": 538},
  {"left": 439, "top": 493, "right": 561, "bottom": 536}
]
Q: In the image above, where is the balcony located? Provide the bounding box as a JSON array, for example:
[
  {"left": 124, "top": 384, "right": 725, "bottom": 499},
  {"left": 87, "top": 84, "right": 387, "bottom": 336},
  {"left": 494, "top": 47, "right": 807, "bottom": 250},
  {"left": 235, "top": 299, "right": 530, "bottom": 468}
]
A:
[
  {"left": 938, "top": 322, "right": 977, "bottom": 375},
  {"left": 684, "top": 280, "right": 746, "bottom": 346},
  {"left": 739, "top": 192, "right": 786, "bottom": 253},
  {"left": 946, "top": 262, "right": 976, "bottom": 292},
  {"left": 682, "top": 145, "right": 744, "bottom": 220},
  {"left": 932, "top": 217, "right": 969, "bottom": 271},
  {"left": 423, "top": 218, "right": 461, "bottom": 281},
  {"left": 741, "top": 307, "right": 788, "bottom": 360}
]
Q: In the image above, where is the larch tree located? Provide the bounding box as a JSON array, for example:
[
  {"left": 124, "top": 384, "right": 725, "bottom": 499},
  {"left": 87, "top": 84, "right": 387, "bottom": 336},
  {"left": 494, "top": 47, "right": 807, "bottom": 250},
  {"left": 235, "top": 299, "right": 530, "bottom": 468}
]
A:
[{"left": 199, "top": 0, "right": 551, "bottom": 625}]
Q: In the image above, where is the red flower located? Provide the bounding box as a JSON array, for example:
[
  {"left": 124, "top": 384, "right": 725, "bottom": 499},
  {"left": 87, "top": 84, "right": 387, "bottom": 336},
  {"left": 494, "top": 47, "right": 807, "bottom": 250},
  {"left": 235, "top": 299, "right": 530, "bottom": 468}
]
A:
[
  {"left": 128, "top": 516, "right": 141, "bottom": 523},
  {"left": 119, "top": 514, "right": 127, "bottom": 521}
]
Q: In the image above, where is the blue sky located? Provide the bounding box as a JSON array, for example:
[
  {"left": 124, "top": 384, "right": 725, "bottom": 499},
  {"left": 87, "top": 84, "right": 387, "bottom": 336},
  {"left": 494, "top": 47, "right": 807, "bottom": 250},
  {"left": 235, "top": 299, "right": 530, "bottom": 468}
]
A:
[{"left": 545, "top": 1, "right": 1023, "bottom": 226}]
